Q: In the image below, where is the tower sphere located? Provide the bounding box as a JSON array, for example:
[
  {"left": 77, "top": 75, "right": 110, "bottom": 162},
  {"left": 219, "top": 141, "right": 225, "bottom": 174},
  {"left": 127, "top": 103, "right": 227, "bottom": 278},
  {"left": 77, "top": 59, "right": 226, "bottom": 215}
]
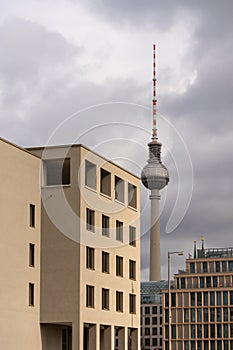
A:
[{"left": 141, "top": 142, "right": 169, "bottom": 190}]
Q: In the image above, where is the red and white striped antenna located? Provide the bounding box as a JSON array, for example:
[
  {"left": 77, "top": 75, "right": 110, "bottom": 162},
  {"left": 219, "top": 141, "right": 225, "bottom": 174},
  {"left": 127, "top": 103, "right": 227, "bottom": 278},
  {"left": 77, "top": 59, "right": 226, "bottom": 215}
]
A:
[{"left": 152, "top": 44, "right": 158, "bottom": 142}]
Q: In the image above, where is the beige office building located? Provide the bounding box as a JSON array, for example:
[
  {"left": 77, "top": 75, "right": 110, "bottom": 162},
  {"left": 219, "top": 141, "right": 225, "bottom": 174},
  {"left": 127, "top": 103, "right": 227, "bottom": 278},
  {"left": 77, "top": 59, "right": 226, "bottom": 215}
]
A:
[
  {"left": 162, "top": 241, "right": 233, "bottom": 350},
  {"left": 0, "top": 138, "right": 140, "bottom": 350},
  {"left": 0, "top": 138, "right": 41, "bottom": 349}
]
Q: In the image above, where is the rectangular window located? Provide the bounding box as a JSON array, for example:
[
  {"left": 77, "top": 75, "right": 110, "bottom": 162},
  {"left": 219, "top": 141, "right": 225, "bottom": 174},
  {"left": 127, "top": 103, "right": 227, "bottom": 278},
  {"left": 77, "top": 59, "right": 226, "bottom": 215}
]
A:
[
  {"left": 102, "top": 288, "right": 109, "bottom": 310},
  {"left": 116, "top": 291, "right": 123, "bottom": 312},
  {"left": 100, "top": 168, "right": 111, "bottom": 196},
  {"left": 29, "top": 243, "right": 35, "bottom": 267},
  {"left": 191, "top": 292, "right": 195, "bottom": 306},
  {"left": 44, "top": 158, "right": 70, "bottom": 186},
  {"left": 115, "top": 176, "right": 124, "bottom": 203},
  {"left": 116, "top": 256, "right": 123, "bottom": 277},
  {"left": 145, "top": 306, "right": 150, "bottom": 314},
  {"left": 129, "top": 225, "right": 136, "bottom": 246},
  {"left": 116, "top": 220, "right": 123, "bottom": 242},
  {"left": 29, "top": 204, "right": 35, "bottom": 227},
  {"left": 102, "top": 215, "right": 110, "bottom": 237},
  {"left": 86, "top": 208, "right": 95, "bottom": 232},
  {"left": 86, "top": 247, "right": 95, "bottom": 270},
  {"left": 129, "top": 294, "right": 136, "bottom": 314},
  {"left": 213, "top": 276, "right": 218, "bottom": 287},
  {"left": 223, "top": 291, "right": 228, "bottom": 305},
  {"left": 129, "top": 260, "right": 136, "bottom": 280},
  {"left": 145, "top": 317, "right": 150, "bottom": 325},
  {"left": 216, "top": 261, "right": 220, "bottom": 272},
  {"left": 128, "top": 183, "right": 137, "bottom": 209},
  {"left": 210, "top": 291, "right": 215, "bottom": 305},
  {"left": 152, "top": 306, "right": 157, "bottom": 314},
  {"left": 181, "top": 277, "right": 186, "bottom": 289},
  {"left": 29, "top": 283, "right": 34, "bottom": 306},
  {"left": 85, "top": 160, "right": 96, "bottom": 190},
  {"left": 86, "top": 285, "right": 94, "bottom": 308},
  {"left": 222, "top": 261, "right": 227, "bottom": 272},
  {"left": 229, "top": 261, "right": 233, "bottom": 272},
  {"left": 203, "top": 262, "right": 208, "bottom": 272},
  {"left": 190, "top": 262, "right": 195, "bottom": 273},
  {"left": 102, "top": 251, "right": 110, "bottom": 273}
]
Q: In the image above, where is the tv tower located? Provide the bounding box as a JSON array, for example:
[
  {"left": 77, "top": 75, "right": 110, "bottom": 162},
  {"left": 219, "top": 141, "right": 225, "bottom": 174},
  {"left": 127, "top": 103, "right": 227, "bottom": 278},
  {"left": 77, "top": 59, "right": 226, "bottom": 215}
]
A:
[{"left": 141, "top": 44, "right": 169, "bottom": 281}]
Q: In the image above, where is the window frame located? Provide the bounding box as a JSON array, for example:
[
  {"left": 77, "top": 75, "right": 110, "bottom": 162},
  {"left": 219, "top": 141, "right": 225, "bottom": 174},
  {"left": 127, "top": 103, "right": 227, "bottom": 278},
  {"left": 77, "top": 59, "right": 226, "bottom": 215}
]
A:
[
  {"left": 86, "top": 285, "right": 95, "bottom": 308},
  {"left": 86, "top": 246, "right": 95, "bottom": 270},
  {"left": 86, "top": 208, "right": 95, "bottom": 232},
  {"left": 102, "top": 251, "right": 110, "bottom": 274},
  {"left": 116, "top": 255, "right": 123, "bottom": 277}
]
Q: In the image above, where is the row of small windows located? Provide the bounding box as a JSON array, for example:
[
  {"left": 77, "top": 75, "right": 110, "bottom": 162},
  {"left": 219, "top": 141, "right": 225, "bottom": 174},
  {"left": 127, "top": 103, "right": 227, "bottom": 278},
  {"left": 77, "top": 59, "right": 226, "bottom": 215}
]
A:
[
  {"left": 165, "top": 291, "right": 233, "bottom": 307},
  {"left": 164, "top": 323, "right": 233, "bottom": 340},
  {"left": 42, "top": 158, "right": 137, "bottom": 209},
  {"left": 142, "top": 326, "right": 163, "bottom": 336},
  {"left": 86, "top": 160, "right": 137, "bottom": 209},
  {"left": 141, "top": 316, "right": 163, "bottom": 325},
  {"left": 182, "top": 307, "right": 233, "bottom": 323},
  {"left": 189, "top": 260, "right": 233, "bottom": 273},
  {"left": 141, "top": 336, "right": 163, "bottom": 348},
  {"left": 177, "top": 275, "right": 233, "bottom": 289},
  {"left": 141, "top": 305, "right": 163, "bottom": 315},
  {"left": 164, "top": 340, "right": 233, "bottom": 350},
  {"left": 86, "top": 247, "right": 137, "bottom": 280},
  {"left": 86, "top": 285, "right": 136, "bottom": 314},
  {"left": 86, "top": 208, "right": 136, "bottom": 245}
]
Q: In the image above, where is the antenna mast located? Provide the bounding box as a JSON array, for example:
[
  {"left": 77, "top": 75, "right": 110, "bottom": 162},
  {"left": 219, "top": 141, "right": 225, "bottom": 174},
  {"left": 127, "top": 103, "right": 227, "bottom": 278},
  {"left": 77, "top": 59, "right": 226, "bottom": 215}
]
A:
[{"left": 152, "top": 44, "right": 158, "bottom": 142}]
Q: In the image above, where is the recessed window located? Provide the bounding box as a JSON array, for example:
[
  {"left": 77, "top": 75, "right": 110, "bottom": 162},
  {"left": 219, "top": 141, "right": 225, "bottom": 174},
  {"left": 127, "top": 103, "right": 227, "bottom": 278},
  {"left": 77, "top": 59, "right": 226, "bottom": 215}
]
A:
[
  {"left": 29, "top": 204, "right": 35, "bottom": 227},
  {"left": 116, "top": 220, "right": 123, "bottom": 242},
  {"left": 129, "top": 260, "right": 136, "bottom": 280},
  {"left": 29, "top": 283, "right": 34, "bottom": 306},
  {"left": 129, "top": 294, "right": 136, "bottom": 314},
  {"left": 85, "top": 160, "right": 96, "bottom": 190},
  {"left": 29, "top": 244, "right": 35, "bottom": 267},
  {"left": 86, "top": 208, "right": 95, "bottom": 232},
  {"left": 102, "top": 215, "right": 110, "bottom": 237},
  {"left": 116, "top": 291, "right": 123, "bottom": 312},
  {"left": 128, "top": 183, "right": 137, "bottom": 209},
  {"left": 102, "top": 288, "right": 110, "bottom": 310},
  {"left": 116, "top": 255, "right": 123, "bottom": 277},
  {"left": 86, "top": 285, "right": 94, "bottom": 308},
  {"left": 129, "top": 226, "right": 136, "bottom": 246},
  {"left": 43, "top": 158, "right": 70, "bottom": 186},
  {"left": 100, "top": 168, "right": 111, "bottom": 197},
  {"left": 102, "top": 251, "right": 110, "bottom": 273},
  {"left": 86, "top": 247, "right": 95, "bottom": 270},
  {"left": 115, "top": 176, "right": 124, "bottom": 203}
]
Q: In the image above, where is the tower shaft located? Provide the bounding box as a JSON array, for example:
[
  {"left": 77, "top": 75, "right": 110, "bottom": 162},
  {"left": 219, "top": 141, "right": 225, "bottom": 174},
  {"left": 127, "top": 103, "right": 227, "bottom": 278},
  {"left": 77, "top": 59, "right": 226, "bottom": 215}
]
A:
[{"left": 150, "top": 189, "right": 161, "bottom": 281}]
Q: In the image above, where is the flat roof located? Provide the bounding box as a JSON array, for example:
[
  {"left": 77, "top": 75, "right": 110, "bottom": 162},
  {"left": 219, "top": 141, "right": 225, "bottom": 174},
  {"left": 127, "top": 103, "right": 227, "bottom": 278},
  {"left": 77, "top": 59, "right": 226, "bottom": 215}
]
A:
[{"left": 28, "top": 143, "right": 140, "bottom": 180}]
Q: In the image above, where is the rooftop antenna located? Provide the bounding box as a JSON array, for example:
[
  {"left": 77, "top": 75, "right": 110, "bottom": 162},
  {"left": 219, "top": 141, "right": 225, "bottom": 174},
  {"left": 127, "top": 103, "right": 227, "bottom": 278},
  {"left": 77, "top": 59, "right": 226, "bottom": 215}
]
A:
[{"left": 152, "top": 44, "right": 158, "bottom": 142}]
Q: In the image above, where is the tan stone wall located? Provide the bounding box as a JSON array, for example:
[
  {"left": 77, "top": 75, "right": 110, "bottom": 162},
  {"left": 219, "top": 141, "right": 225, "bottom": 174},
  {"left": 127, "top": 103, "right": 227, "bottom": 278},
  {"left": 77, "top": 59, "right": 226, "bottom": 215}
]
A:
[{"left": 0, "top": 139, "right": 41, "bottom": 350}]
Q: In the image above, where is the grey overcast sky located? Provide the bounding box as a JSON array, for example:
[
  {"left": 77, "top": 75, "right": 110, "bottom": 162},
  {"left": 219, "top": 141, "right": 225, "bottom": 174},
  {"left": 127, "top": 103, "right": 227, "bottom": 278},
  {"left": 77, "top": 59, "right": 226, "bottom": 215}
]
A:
[{"left": 1, "top": 0, "right": 233, "bottom": 280}]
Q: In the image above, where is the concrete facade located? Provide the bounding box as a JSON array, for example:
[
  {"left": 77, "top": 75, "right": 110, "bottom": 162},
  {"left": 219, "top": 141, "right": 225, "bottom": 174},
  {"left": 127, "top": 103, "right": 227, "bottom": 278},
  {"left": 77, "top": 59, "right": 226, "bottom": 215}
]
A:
[{"left": 0, "top": 138, "right": 41, "bottom": 349}]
